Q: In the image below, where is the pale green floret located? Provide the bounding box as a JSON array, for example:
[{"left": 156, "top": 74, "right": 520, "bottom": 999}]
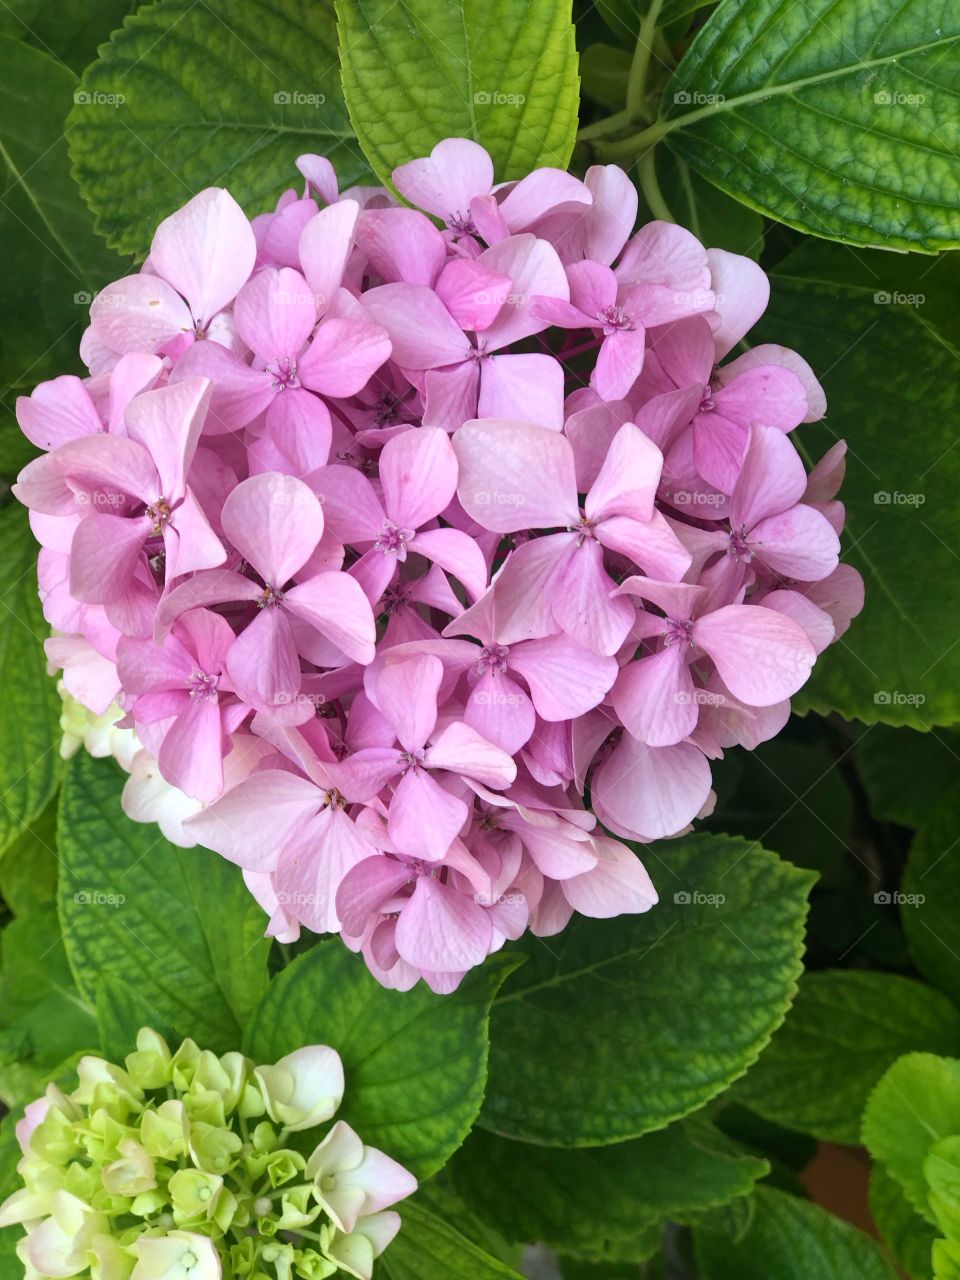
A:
[{"left": 0, "top": 1028, "right": 410, "bottom": 1280}]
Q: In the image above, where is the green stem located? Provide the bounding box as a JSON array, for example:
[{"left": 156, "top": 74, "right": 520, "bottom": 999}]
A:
[
  {"left": 595, "top": 117, "right": 674, "bottom": 161},
  {"left": 626, "top": 0, "right": 666, "bottom": 122},
  {"left": 577, "top": 107, "right": 632, "bottom": 142},
  {"left": 637, "top": 149, "right": 676, "bottom": 223}
]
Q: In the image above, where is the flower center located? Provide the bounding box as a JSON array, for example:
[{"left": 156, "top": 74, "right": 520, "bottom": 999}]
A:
[
  {"left": 597, "top": 304, "right": 632, "bottom": 334},
  {"left": 448, "top": 210, "right": 476, "bottom": 235},
  {"left": 476, "top": 644, "right": 509, "bottom": 676},
  {"left": 258, "top": 585, "right": 285, "bottom": 608},
  {"left": 572, "top": 513, "right": 598, "bottom": 544},
  {"left": 187, "top": 670, "right": 220, "bottom": 702},
  {"left": 728, "top": 526, "right": 753, "bottom": 562},
  {"left": 664, "top": 617, "right": 695, "bottom": 647},
  {"left": 400, "top": 748, "right": 426, "bottom": 773},
  {"left": 145, "top": 497, "right": 171, "bottom": 534},
  {"left": 269, "top": 356, "right": 300, "bottom": 390},
  {"left": 699, "top": 384, "right": 717, "bottom": 413},
  {"left": 376, "top": 520, "right": 414, "bottom": 558}
]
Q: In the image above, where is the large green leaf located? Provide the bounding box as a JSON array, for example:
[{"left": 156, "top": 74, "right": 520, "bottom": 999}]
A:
[
  {"left": 451, "top": 1119, "right": 766, "bottom": 1259},
  {"left": 380, "top": 1201, "right": 523, "bottom": 1280},
  {"left": 0, "top": 793, "right": 58, "bottom": 915},
  {"left": 337, "top": 0, "right": 580, "bottom": 186},
  {"left": 859, "top": 725, "right": 960, "bottom": 829},
  {"left": 67, "top": 0, "right": 371, "bottom": 258},
  {"left": 0, "top": 39, "right": 126, "bottom": 404},
  {"left": 244, "top": 944, "right": 519, "bottom": 1179},
  {"left": 0, "top": 0, "right": 135, "bottom": 74},
  {"left": 863, "top": 1053, "right": 960, "bottom": 1221},
  {"left": 0, "top": 908, "right": 97, "bottom": 1106},
  {"left": 0, "top": 920, "right": 91, "bottom": 1082},
  {"left": 870, "top": 1165, "right": 937, "bottom": 1280},
  {"left": 58, "top": 752, "right": 270, "bottom": 1053},
  {"left": 482, "top": 834, "right": 814, "bottom": 1146},
  {"left": 695, "top": 1185, "right": 898, "bottom": 1279},
  {"left": 751, "top": 243, "right": 960, "bottom": 726},
  {"left": 0, "top": 505, "right": 62, "bottom": 857},
  {"left": 734, "top": 971, "right": 960, "bottom": 1144},
  {"left": 903, "top": 793, "right": 960, "bottom": 1005},
  {"left": 654, "top": 0, "right": 960, "bottom": 250}
]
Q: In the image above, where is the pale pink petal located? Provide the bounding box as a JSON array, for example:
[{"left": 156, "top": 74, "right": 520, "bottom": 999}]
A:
[
  {"left": 169, "top": 339, "right": 275, "bottom": 433},
  {"left": 597, "top": 509, "right": 692, "bottom": 581},
  {"left": 163, "top": 488, "right": 225, "bottom": 579},
  {"left": 257, "top": 389, "right": 332, "bottom": 474},
  {"left": 586, "top": 422, "right": 662, "bottom": 522},
  {"left": 371, "top": 653, "right": 442, "bottom": 751},
  {"left": 91, "top": 275, "right": 192, "bottom": 354},
  {"left": 509, "top": 634, "right": 617, "bottom": 720},
  {"left": 124, "top": 378, "right": 211, "bottom": 499},
  {"left": 150, "top": 187, "right": 256, "bottom": 325},
  {"left": 395, "top": 877, "right": 492, "bottom": 972},
  {"left": 389, "top": 769, "right": 468, "bottom": 860},
  {"left": 298, "top": 318, "right": 391, "bottom": 397},
  {"left": 426, "top": 720, "right": 517, "bottom": 788},
  {"left": 226, "top": 606, "right": 301, "bottom": 711},
  {"left": 594, "top": 328, "right": 646, "bottom": 400},
  {"left": 221, "top": 472, "right": 324, "bottom": 586},
  {"left": 336, "top": 857, "right": 415, "bottom": 937},
  {"left": 392, "top": 138, "right": 494, "bottom": 222},
  {"left": 612, "top": 645, "right": 697, "bottom": 746},
  {"left": 761, "top": 589, "right": 835, "bottom": 654},
  {"left": 361, "top": 284, "right": 466, "bottom": 369},
  {"left": 465, "top": 671, "right": 535, "bottom": 754},
  {"left": 69, "top": 513, "right": 151, "bottom": 602},
  {"left": 592, "top": 736, "right": 712, "bottom": 840},
  {"left": 617, "top": 221, "right": 711, "bottom": 298},
  {"left": 380, "top": 426, "right": 457, "bottom": 528},
  {"left": 731, "top": 424, "right": 808, "bottom": 530},
  {"left": 308, "top": 464, "right": 384, "bottom": 544},
  {"left": 499, "top": 170, "right": 592, "bottom": 231},
  {"left": 108, "top": 353, "right": 164, "bottom": 433},
  {"left": 357, "top": 207, "right": 446, "bottom": 286},
  {"left": 407, "top": 527, "right": 488, "bottom": 601},
  {"left": 158, "top": 698, "right": 225, "bottom": 801},
  {"left": 278, "top": 806, "right": 375, "bottom": 933},
  {"left": 749, "top": 505, "right": 841, "bottom": 581},
  {"left": 454, "top": 419, "right": 578, "bottom": 532},
  {"left": 299, "top": 200, "right": 360, "bottom": 314},
  {"left": 580, "top": 164, "right": 638, "bottom": 265},
  {"left": 561, "top": 835, "right": 657, "bottom": 917},
  {"left": 486, "top": 535, "right": 567, "bottom": 645},
  {"left": 693, "top": 602, "right": 817, "bottom": 706},
  {"left": 423, "top": 361, "right": 481, "bottom": 431},
  {"left": 233, "top": 266, "right": 317, "bottom": 361},
  {"left": 16, "top": 376, "right": 101, "bottom": 451},
  {"left": 706, "top": 248, "right": 769, "bottom": 358},
  {"left": 478, "top": 354, "right": 565, "bottom": 430},
  {"left": 480, "top": 235, "right": 569, "bottom": 350},
  {"left": 284, "top": 571, "right": 377, "bottom": 665},
  {"left": 552, "top": 539, "right": 634, "bottom": 656},
  {"left": 435, "top": 258, "right": 512, "bottom": 331}
]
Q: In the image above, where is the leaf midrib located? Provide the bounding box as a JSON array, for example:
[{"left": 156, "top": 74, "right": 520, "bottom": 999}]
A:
[{"left": 659, "top": 31, "right": 960, "bottom": 138}]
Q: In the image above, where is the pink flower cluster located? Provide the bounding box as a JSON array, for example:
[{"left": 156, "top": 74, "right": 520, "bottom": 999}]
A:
[{"left": 15, "top": 139, "right": 862, "bottom": 993}]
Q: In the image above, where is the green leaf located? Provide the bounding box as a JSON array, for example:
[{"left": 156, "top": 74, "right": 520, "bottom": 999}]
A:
[
  {"left": 734, "top": 971, "right": 960, "bottom": 1144},
  {"left": 859, "top": 725, "right": 960, "bottom": 829},
  {"left": 58, "top": 752, "right": 270, "bottom": 1053},
  {"left": 0, "top": 907, "right": 97, "bottom": 1106},
  {"left": 0, "top": 0, "right": 136, "bottom": 74},
  {"left": 863, "top": 1053, "right": 960, "bottom": 1221},
  {"left": 695, "top": 1185, "right": 899, "bottom": 1279},
  {"left": 751, "top": 243, "right": 960, "bottom": 726},
  {"left": 0, "top": 39, "right": 126, "bottom": 402},
  {"left": 870, "top": 1164, "right": 937, "bottom": 1280},
  {"left": 656, "top": 0, "right": 960, "bottom": 250},
  {"left": 68, "top": 0, "right": 370, "bottom": 258},
  {"left": 902, "top": 793, "right": 960, "bottom": 1005},
  {"left": 244, "top": 943, "right": 520, "bottom": 1179},
  {"left": 0, "top": 504, "right": 62, "bottom": 858},
  {"left": 482, "top": 834, "right": 814, "bottom": 1146},
  {"left": 380, "top": 1201, "right": 523, "bottom": 1280},
  {"left": 336, "top": 0, "right": 580, "bottom": 186},
  {"left": 451, "top": 1119, "right": 767, "bottom": 1259},
  {"left": 0, "top": 794, "right": 58, "bottom": 914},
  {"left": 580, "top": 43, "right": 632, "bottom": 112},
  {"left": 643, "top": 149, "right": 764, "bottom": 258}
]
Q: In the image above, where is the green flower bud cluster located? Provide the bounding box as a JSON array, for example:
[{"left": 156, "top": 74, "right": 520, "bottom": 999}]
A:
[{"left": 0, "top": 1030, "right": 416, "bottom": 1280}]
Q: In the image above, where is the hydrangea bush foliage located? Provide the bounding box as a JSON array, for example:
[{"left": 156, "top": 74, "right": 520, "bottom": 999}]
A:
[{"left": 0, "top": 1, "right": 958, "bottom": 1278}]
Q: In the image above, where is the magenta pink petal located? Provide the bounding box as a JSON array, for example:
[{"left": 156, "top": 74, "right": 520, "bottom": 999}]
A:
[
  {"left": 478, "top": 354, "right": 565, "bottom": 430},
  {"left": 283, "top": 571, "right": 377, "bottom": 665},
  {"left": 388, "top": 769, "right": 468, "bottom": 860},
  {"left": 396, "top": 876, "right": 492, "bottom": 972},
  {"left": 298, "top": 318, "right": 392, "bottom": 398},
  {"left": 91, "top": 275, "right": 192, "bottom": 354},
  {"left": 380, "top": 426, "right": 457, "bottom": 529},
  {"left": 592, "top": 736, "right": 712, "bottom": 841},
  {"left": 233, "top": 266, "right": 317, "bottom": 362},
  {"left": 226, "top": 605, "right": 302, "bottom": 711},
  {"left": 222, "top": 472, "right": 324, "bottom": 586},
  {"left": 454, "top": 419, "right": 578, "bottom": 533},
  {"left": 299, "top": 199, "right": 360, "bottom": 313},
  {"left": 426, "top": 720, "right": 517, "bottom": 789},
  {"left": 150, "top": 187, "right": 256, "bottom": 326},
  {"left": 361, "top": 284, "right": 466, "bottom": 370}
]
